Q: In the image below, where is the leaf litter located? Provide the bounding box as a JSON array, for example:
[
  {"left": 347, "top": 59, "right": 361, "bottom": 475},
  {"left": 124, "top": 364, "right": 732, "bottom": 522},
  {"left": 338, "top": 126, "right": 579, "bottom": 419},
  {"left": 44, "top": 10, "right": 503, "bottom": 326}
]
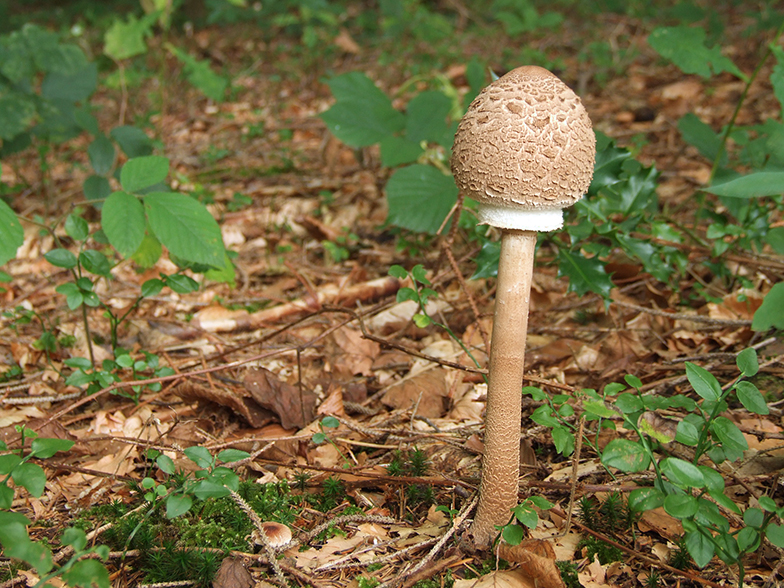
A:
[{"left": 1, "top": 5, "right": 784, "bottom": 588}]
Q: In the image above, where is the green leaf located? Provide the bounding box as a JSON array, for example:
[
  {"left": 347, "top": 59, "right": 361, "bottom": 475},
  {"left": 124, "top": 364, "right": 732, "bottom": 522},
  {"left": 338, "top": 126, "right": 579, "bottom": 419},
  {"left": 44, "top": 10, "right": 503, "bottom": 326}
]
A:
[
  {"left": 678, "top": 113, "right": 723, "bottom": 162},
  {"left": 31, "top": 437, "right": 74, "bottom": 459},
  {"left": 528, "top": 496, "right": 554, "bottom": 510},
  {"left": 184, "top": 446, "right": 214, "bottom": 469},
  {"left": 0, "top": 199, "right": 24, "bottom": 266},
  {"left": 512, "top": 503, "right": 539, "bottom": 529},
  {"left": 706, "top": 172, "right": 784, "bottom": 198},
  {"left": 675, "top": 420, "right": 700, "bottom": 446},
  {"left": 767, "top": 524, "right": 784, "bottom": 549},
  {"left": 765, "top": 227, "right": 784, "bottom": 255},
  {"left": 405, "top": 91, "right": 452, "bottom": 145},
  {"left": 62, "top": 527, "right": 88, "bottom": 551},
  {"left": 110, "top": 125, "right": 153, "bottom": 158},
  {"left": 104, "top": 13, "right": 155, "bottom": 60},
  {"left": 664, "top": 493, "right": 698, "bottom": 519},
  {"left": 141, "top": 278, "right": 164, "bottom": 297},
  {"left": 502, "top": 523, "right": 524, "bottom": 545},
  {"left": 684, "top": 529, "right": 714, "bottom": 568},
  {"left": 379, "top": 135, "right": 424, "bottom": 167},
  {"left": 648, "top": 26, "right": 745, "bottom": 80},
  {"left": 601, "top": 439, "right": 651, "bottom": 472},
  {"left": 735, "top": 381, "right": 769, "bottom": 415},
  {"left": 80, "top": 250, "right": 112, "bottom": 276},
  {"left": 0, "top": 520, "right": 53, "bottom": 573},
  {"left": 614, "top": 393, "right": 643, "bottom": 413},
  {"left": 217, "top": 449, "right": 250, "bottom": 463},
  {"left": 557, "top": 249, "right": 614, "bottom": 299},
  {"left": 386, "top": 164, "right": 458, "bottom": 234},
  {"left": 660, "top": 457, "right": 705, "bottom": 488},
  {"left": 166, "top": 44, "right": 227, "bottom": 102},
  {"left": 88, "top": 135, "right": 115, "bottom": 175},
  {"left": 583, "top": 400, "right": 616, "bottom": 419},
  {"left": 0, "top": 453, "right": 23, "bottom": 475},
  {"left": 121, "top": 156, "right": 170, "bottom": 194},
  {"left": 145, "top": 192, "right": 225, "bottom": 268},
  {"left": 685, "top": 362, "right": 721, "bottom": 401},
  {"left": 164, "top": 273, "right": 198, "bottom": 293},
  {"left": 321, "top": 416, "right": 340, "bottom": 428},
  {"left": 628, "top": 487, "right": 664, "bottom": 512},
  {"left": 41, "top": 62, "right": 97, "bottom": 103},
  {"left": 192, "top": 480, "right": 230, "bottom": 500},
  {"left": 320, "top": 72, "right": 405, "bottom": 147},
  {"left": 552, "top": 425, "right": 574, "bottom": 456},
  {"left": 131, "top": 232, "right": 162, "bottom": 268},
  {"left": 156, "top": 454, "right": 175, "bottom": 475},
  {"left": 710, "top": 416, "right": 748, "bottom": 454},
  {"left": 62, "top": 559, "right": 110, "bottom": 588},
  {"left": 102, "top": 191, "right": 146, "bottom": 258},
  {"left": 772, "top": 45, "right": 784, "bottom": 114},
  {"left": 165, "top": 494, "right": 193, "bottom": 519},
  {"left": 84, "top": 175, "right": 112, "bottom": 203},
  {"left": 65, "top": 214, "right": 89, "bottom": 242},
  {"left": 753, "top": 282, "right": 784, "bottom": 331},
  {"left": 45, "top": 248, "right": 78, "bottom": 269},
  {"left": 0, "top": 93, "right": 36, "bottom": 140},
  {"left": 736, "top": 348, "right": 758, "bottom": 377}
]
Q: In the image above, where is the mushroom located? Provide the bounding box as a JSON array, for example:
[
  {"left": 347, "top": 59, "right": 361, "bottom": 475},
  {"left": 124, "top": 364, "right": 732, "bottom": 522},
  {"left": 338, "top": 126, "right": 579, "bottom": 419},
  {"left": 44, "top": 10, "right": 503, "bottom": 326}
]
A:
[{"left": 451, "top": 66, "right": 595, "bottom": 547}]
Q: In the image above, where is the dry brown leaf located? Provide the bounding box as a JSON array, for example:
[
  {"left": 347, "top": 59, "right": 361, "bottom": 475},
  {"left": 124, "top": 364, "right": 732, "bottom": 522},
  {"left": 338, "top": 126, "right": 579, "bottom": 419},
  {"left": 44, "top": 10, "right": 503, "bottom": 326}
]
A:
[
  {"left": 453, "top": 569, "right": 536, "bottom": 588},
  {"left": 334, "top": 28, "right": 361, "bottom": 54},
  {"left": 497, "top": 539, "right": 565, "bottom": 588},
  {"left": 176, "top": 381, "right": 276, "bottom": 428},
  {"left": 244, "top": 367, "right": 317, "bottom": 429},
  {"left": 638, "top": 507, "right": 684, "bottom": 539},
  {"left": 332, "top": 327, "right": 380, "bottom": 377},
  {"left": 382, "top": 369, "right": 449, "bottom": 418},
  {"left": 213, "top": 557, "right": 254, "bottom": 588}
]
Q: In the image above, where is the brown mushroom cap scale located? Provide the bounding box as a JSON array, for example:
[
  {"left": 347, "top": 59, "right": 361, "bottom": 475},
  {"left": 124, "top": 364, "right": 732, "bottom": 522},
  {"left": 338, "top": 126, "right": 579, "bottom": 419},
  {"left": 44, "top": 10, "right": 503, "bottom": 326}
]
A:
[{"left": 451, "top": 65, "right": 595, "bottom": 231}]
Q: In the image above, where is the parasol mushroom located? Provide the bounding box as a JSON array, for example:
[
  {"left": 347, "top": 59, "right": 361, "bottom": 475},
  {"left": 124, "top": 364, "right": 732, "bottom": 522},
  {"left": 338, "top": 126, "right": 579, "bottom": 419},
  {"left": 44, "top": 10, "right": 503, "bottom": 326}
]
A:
[{"left": 451, "top": 65, "right": 595, "bottom": 547}]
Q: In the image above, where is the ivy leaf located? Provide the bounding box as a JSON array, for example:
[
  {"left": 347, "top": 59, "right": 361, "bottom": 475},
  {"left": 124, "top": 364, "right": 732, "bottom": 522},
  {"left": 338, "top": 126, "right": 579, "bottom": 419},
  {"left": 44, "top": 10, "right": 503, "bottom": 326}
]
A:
[
  {"left": 557, "top": 249, "right": 613, "bottom": 299},
  {"left": 104, "top": 13, "right": 155, "bottom": 60}
]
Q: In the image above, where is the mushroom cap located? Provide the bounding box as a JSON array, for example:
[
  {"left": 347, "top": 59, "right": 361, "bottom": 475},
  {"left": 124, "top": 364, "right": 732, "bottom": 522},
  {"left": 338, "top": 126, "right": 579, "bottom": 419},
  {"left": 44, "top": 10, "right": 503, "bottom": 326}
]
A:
[
  {"left": 259, "top": 521, "right": 292, "bottom": 548},
  {"left": 451, "top": 66, "right": 595, "bottom": 231}
]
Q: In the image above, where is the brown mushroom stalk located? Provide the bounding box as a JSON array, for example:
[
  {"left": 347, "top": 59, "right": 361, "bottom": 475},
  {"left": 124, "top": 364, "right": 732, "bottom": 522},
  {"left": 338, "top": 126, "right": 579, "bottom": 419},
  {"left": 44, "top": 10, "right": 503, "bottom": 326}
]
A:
[{"left": 451, "top": 66, "right": 595, "bottom": 547}]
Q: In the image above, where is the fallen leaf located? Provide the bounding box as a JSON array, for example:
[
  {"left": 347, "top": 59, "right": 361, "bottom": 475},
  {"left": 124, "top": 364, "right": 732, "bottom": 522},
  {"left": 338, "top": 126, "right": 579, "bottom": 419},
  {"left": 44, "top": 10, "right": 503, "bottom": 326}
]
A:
[
  {"left": 213, "top": 557, "right": 253, "bottom": 588},
  {"left": 453, "top": 569, "right": 536, "bottom": 588},
  {"left": 334, "top": 28, "right": 361, "bottom": 54},
  {"left": 332, "top": 327, "right": 380, "bottom": 377},
  {"left": 244, "top": 367, "right": 317, "bottom": 429},
  {"left": 498, "top": 539, "right": 565, "bottom": 588},
  {"left": 176, "top": 381, "right": 277, "bottom": 428},
  {"left": 382, "top": 369, "right": 449, "bottom": 418}
]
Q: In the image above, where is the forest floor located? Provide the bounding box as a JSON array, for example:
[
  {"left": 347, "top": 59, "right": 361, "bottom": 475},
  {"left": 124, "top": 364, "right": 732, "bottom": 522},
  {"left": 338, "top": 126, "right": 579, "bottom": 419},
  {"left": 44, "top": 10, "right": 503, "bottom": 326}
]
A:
[{"left": 1, "top": 4, "right": 784, "bottom": 588}]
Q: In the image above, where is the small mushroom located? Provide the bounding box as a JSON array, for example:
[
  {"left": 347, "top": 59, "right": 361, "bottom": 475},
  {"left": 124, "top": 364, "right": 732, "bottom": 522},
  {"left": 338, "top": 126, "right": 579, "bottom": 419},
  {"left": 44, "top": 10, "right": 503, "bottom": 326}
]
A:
[
  {"left": 258, "top": 521, "right": 292, "bottom": 548},
  {"left": 451, "top": 66, "right": 595, "bottom": 547}
]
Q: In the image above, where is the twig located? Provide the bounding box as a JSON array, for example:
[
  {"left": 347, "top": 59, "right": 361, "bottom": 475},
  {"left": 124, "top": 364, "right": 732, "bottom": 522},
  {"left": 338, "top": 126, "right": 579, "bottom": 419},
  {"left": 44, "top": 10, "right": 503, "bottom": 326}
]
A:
[
  {"left": 612, "top": 300, "right": 751, "bottom": 327},
  {"left": 227, "top": 489, "right": 289, "bottom": 587},
  {"left": 380, "top": 493, "right": 478, "bottom": 588},
  {"left": 556, "top": 415, "right": 585, "bottom": 538}
]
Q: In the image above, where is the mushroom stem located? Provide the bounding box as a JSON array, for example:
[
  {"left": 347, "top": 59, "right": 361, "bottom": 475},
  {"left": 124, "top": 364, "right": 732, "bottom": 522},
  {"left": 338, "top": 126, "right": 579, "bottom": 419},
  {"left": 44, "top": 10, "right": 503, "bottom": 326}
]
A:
[{"left": 471, "top": 229, "right": 537, "bottom": 547}]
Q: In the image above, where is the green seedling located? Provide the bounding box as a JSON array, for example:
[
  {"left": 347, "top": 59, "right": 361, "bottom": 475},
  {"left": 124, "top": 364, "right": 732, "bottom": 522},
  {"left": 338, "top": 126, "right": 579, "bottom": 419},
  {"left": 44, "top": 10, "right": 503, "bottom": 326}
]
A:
[
  {"left": 0, "top": 428, "right": 112, "bottom": 588},
  {"left": 312, "top": 416, "right": 351, "bottom": 468}
]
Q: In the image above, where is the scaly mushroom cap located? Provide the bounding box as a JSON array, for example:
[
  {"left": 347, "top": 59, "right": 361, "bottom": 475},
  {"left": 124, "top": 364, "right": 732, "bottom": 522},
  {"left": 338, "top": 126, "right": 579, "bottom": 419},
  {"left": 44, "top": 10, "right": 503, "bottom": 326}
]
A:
[{"left": 451, "top": 66, "right": 595, "bottom": 231}]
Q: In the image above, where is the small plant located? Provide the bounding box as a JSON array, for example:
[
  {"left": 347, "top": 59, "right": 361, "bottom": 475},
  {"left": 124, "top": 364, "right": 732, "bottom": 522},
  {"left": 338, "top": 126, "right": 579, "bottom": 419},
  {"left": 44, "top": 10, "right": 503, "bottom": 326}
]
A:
[
  {"left": 527, "top": 348, "right": 780, "bottom": 583},
  {"left": 0, "top": 427, "right": 112, "bottom": 588},
  {"left": 500, "top": 496, "right": 555, "bottom": 546}
]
